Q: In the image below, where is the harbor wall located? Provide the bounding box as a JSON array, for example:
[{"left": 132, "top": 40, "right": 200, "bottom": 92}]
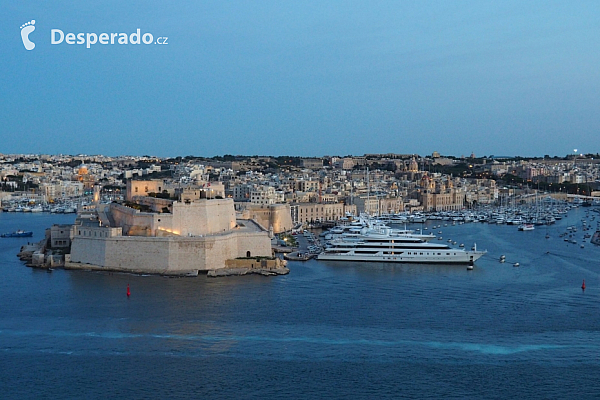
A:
[{"left": 69, "top": 230, "right": 271, "bottom": 274}]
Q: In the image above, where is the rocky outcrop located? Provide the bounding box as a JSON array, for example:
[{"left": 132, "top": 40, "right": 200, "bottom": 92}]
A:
[
  {"left": 207, "top": 257, "right": 289, "bottom": 277},
  {"left": 17, "top": 240, "right": 51, "bottom": 268},
  {"left": 17, "top": 240, "right": 45, "bottom": 261}
]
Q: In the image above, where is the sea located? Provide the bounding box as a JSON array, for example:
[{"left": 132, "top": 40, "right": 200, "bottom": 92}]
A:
[{"left": 1, "top": 209, "right": 600, "bottom": 399}]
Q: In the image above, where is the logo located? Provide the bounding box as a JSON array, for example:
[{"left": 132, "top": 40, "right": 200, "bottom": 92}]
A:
[
  {"left": 20, "top": 20, "right": 36, "bottom": 50},
  {"left": 18, "top": 20, "right": 168, "bottom": 50},
  {"left": 51, "top": 28, "right": 167, "bottom": 48}
]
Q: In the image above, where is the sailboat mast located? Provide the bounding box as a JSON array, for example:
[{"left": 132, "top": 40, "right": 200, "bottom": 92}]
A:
[{"left": 366, "top": 167, "right": 370, "bottom": 216}]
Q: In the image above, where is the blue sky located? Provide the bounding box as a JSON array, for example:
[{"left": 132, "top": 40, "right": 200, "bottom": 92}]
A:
[{"left": 2, "top": 1, "right": 599, "bottom": 157}]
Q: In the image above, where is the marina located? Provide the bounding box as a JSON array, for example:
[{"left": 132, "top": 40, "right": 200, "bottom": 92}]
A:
[{"left": 310, "top": 197, "right": 597, "bottom": 267}]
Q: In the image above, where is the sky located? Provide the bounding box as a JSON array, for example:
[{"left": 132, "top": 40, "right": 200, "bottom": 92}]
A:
[{"left": 2, "top": 1, "right": 600, "bottom": 158}]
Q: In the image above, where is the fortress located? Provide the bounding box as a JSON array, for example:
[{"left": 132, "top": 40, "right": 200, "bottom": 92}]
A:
[{"left": 50, "top": 181, "right": 285, "bottom": 276}]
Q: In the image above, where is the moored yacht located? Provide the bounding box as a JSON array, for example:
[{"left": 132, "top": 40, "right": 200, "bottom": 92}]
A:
[
  {"left": 517, "top": 224, "right": 535, "bottom": 231},
  {"left": 324, "top": 217, "right": 436, "bottom": 242},
  {"left": 318, "top": 230, "right": 486, "bottom": 264}
]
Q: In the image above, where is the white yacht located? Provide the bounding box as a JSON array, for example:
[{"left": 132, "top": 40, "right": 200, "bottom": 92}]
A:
[
  {"left": 318, "top": 230, "right": 486, "bottom": 264},
  {"left": 517, "top": 224, "right": 535, "bottom": 231},
  {"left": 386, "top": 214, "right": 409, "bottom": 224},
  {"left": 336, "top": 226, "right": 436, "bottom": 243},
  {"left": 324, "top": 217, "right": 435, "bottom": 242},
  {"left": 408, "top": 213, "right": 427, "bottom": 223}
]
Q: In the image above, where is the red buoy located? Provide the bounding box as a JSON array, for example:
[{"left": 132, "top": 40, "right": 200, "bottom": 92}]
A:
[
  {"left": 582, "top": 280, "right": 586, "bottom": 290},
  {"left": 127, "top": 284, "right": 131, "bottom": 297}
]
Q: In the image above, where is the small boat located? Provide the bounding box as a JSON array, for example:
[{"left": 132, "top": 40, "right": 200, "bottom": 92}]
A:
[
  {"left": 1, "top": 230, "right": 33, "bottom": 238},
  {"left": 518, "top": 224, "right": 535, "bottom": 231}
]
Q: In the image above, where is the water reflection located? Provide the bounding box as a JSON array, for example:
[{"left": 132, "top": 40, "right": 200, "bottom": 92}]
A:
[{"left": 319, "top": 260, "right": 479, "bottom": 277}]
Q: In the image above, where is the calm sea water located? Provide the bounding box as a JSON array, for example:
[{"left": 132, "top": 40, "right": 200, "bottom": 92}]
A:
[{"left": 1, "top": 209, "right": 600, "bottom": 399}]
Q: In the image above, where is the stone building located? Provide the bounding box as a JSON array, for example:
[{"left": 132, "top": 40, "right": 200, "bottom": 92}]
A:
[
  {"left": 301, "top": 158, "right": 323, "bottom": 170},
  {"left": 64, "top": 183, "right": 273, "bottom": 275},
  {"left": 291, "top": 202, "right": 356, "bottom": 224},
  {"left": 250, "top": 186, "right": 284, "bottom": 205},
  {"left": 419, "top": 175, "right": 465, "bottom": 211}
]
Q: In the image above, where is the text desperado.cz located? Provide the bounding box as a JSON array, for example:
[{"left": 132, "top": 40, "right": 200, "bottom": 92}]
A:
[{"left": 51, "top": 29, "right": 167, "bottom": 48}]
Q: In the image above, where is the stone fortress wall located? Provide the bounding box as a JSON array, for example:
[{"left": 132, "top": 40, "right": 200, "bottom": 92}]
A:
[
  {"left": 68, "top": 225, "right": 271, "bottom": 275},
  {"left": 65, "top": 186, "right": 273, "bottom": 275},
  {"left": 239, "top": 203, "right": 294, "bottom": 234},
  {"left": 109, "top": 198, "right": 236, "bottom": 237}
]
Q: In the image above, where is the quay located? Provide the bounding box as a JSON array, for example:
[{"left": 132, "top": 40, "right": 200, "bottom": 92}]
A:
[{"left": 283, "top": 230, "right": 321, "bottom": 261}]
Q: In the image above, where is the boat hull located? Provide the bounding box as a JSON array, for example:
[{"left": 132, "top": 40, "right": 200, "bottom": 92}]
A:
[
  {"left": 317, "top": 251, "right": 486, "bottom": 264},
  {"left": 1, "top": 231, "right": 33, "bottom": 238}
]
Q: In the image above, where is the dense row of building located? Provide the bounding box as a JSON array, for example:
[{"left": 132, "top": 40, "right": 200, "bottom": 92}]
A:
[{"left": 2, "top": 153, "right": 600, "bottom": 236}]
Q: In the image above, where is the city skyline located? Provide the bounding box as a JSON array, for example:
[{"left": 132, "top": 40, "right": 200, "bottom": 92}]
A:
[
  {"left": 0, "top": 150, "right": 595, "bottom": 160},
  {"left": 3, "top": 1, "right": 600, "bottom": 157}
]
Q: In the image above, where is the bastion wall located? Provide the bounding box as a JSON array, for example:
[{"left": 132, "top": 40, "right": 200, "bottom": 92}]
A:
[
  {"left": 109, "top": 199, "right": 236, "bottom": 237},
  {"left": 69, "top": 230, "right": 271, "bottom": 274},
  {"left": 243, "top": 203, "right": 293, "bottom": 234}
]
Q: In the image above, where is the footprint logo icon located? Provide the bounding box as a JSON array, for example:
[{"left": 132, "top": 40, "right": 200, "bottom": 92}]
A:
[{"left": 20, "top": 20, "right": 36, "bottom": 50}]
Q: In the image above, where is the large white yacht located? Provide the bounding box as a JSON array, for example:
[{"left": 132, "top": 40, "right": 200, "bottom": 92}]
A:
[
  {"left": 318, "top": 229, "right": 486, "bottom": 264},
  {"left": 323, "top": 216, "right": 435, "bottom": 242}
]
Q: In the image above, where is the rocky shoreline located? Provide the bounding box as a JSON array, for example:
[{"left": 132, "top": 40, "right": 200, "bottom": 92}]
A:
[
  {"left": 208, "top": 257, "right": 289, "bottom": 277},
  {"left": 207, "top": 266, "right": 290, "bottom": 277}
]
